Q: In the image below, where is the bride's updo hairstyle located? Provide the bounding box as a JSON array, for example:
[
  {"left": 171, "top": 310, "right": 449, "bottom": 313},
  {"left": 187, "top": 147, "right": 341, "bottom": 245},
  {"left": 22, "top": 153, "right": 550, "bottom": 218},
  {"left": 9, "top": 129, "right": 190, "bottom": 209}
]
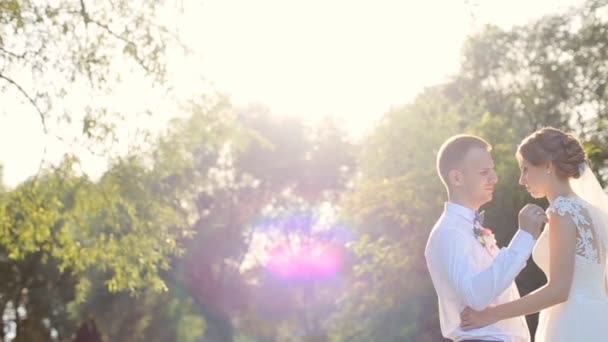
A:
[{"left": 517, "top": 127, "right": 586, "bottom": 179}]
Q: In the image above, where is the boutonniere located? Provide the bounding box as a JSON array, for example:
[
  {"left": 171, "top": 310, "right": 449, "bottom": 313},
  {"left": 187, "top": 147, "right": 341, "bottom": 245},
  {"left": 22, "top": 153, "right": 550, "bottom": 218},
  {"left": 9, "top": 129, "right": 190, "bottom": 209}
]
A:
[{"left": 474, "top": 226, "right": 497, "bottom": 250}]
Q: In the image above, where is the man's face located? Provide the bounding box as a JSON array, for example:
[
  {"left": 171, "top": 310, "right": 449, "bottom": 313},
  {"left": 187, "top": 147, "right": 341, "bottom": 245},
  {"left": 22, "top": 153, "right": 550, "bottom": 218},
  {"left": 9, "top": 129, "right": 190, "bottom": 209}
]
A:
[{"left": 452, "top": 147, "right": 498, "bottom": 207}]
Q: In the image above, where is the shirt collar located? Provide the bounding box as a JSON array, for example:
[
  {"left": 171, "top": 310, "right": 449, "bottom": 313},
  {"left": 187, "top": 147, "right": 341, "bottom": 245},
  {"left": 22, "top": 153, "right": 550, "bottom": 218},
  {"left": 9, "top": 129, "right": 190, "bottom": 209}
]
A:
[{"left": 445, "top": 201, "right": 477, "bottom": 224}]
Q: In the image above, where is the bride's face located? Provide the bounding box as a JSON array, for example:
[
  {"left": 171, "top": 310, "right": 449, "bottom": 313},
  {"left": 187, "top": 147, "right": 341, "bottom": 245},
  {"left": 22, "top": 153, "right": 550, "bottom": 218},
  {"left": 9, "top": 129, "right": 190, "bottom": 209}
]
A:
[{"left": 518, "top": 157, "right": 549, "bottom": 198}]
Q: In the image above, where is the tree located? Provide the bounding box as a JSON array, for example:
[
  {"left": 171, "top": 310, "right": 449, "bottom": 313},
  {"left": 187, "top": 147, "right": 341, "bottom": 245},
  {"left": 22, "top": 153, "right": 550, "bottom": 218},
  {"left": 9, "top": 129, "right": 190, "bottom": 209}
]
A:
[
  {"left": 44, "top": 100, "right": 356, "bottom": 341},
  {"left": 0, "top": 0, "right": 187, "bottom": 147},
  {"left": 329, "top": 92, "right": 550, "bottom": 340},
  {"left": 331, "top": 1, "right": 608, "bottom": 339},
  {"left": 329, "top": 87, "right": 463, "bottom": 341},
  {"left": 149, "top": 103, "right": 356, "bottom": 341},
  {"left": 454, "top": 0, "right": 608, "bottom": 167},
  {"left": 0, "top": 100, "right": 231, "bottom": 339}
]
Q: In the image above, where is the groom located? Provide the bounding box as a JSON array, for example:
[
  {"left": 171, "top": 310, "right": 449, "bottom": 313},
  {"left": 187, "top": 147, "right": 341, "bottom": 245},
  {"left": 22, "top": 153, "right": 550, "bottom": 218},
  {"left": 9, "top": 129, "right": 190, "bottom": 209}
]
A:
[{"left": 425, "top": 135, "right": 546, "bottom": 342}]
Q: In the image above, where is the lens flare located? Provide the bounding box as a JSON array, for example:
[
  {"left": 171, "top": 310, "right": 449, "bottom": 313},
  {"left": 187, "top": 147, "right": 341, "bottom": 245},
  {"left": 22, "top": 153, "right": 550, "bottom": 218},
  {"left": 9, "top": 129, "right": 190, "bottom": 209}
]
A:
[
  {"left": 253, "top": 209, "right": 355, "bottom": 281},
  {"left": 265, "top": 242, "right": 342, "bottom": 280}
]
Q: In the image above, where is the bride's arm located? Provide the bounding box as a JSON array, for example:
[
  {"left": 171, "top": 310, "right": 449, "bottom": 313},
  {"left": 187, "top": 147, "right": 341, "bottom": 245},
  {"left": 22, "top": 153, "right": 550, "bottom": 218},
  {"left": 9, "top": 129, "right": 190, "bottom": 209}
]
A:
[{"left": 461, "top": 211, "right": 576, "bottom": 329}]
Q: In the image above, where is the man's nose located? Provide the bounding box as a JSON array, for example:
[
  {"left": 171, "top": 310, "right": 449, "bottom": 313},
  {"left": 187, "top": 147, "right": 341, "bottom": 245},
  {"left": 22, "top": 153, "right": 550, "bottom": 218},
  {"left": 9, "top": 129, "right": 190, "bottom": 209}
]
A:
[{"left": 490, "top": 171, "right": 498, "bottom": 184}]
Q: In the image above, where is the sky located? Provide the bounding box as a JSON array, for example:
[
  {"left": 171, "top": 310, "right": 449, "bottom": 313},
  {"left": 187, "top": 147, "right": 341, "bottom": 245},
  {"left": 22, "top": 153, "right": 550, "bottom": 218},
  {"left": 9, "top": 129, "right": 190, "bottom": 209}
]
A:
[
  {"left": 187, "top": 0, "right": 585, "bottom": 132},
  {"left": 0, "top": 0, "right": 586, "bottom": 187}
]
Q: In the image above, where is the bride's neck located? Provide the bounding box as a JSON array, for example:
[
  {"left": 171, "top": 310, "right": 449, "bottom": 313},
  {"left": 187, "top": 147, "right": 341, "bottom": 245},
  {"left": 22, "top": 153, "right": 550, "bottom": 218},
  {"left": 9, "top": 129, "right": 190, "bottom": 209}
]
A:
[{"left": 546, "top": 179, "right": 576, "bottom": 204}]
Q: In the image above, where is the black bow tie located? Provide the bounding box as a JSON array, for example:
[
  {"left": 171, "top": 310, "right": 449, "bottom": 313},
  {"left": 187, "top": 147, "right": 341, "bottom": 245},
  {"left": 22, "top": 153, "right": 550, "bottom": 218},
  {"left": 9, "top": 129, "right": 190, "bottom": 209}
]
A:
[{"left": 474, "top": 210, "right": 485, "bottom": 227}]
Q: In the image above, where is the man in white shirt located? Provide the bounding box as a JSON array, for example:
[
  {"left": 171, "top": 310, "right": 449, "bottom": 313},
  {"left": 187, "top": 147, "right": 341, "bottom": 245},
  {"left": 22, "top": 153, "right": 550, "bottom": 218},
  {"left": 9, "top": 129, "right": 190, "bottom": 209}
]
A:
[{"left": 425, "top": 135, "right": 547, "bottom": 342}]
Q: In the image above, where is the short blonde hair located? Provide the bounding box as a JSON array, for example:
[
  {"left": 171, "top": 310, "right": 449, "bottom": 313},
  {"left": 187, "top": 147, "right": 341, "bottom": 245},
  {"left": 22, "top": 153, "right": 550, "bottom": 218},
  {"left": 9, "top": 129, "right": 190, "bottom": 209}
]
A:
[{"left": 436, "top": 134, "right": 491, "bottom": 188}]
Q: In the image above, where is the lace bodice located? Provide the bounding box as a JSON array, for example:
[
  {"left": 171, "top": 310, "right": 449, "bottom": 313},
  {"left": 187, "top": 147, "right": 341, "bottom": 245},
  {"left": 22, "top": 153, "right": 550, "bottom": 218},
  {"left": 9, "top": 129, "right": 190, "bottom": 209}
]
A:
[
  {"left": 532, "top": 196, "right": 606, "bottom": 298},
  {"left": 548, "top": 196, "right": 600, "bottom": 263}
]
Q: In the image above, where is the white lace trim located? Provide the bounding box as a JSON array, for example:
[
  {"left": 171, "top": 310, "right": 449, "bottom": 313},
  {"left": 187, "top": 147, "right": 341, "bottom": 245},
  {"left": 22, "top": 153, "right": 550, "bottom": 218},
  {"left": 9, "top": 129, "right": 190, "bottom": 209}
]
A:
[{"left": 548, "top": 196, "right": 599, "bottom": 263}]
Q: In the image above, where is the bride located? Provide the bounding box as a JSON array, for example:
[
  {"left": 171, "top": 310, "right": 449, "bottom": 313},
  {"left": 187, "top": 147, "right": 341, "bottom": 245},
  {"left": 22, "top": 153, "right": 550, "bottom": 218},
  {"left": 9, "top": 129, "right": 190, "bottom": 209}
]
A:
[{"left": 460, "top": 127, "right": 608, "bottom": 341}]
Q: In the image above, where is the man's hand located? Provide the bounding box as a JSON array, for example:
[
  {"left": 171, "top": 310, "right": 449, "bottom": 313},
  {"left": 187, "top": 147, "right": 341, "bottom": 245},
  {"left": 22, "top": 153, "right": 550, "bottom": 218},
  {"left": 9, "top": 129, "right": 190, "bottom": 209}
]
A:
[
  {"left": 518, "top": 204, "right": 548, "bottom": 239},
  {"left": 460, "top": 306, "right": 498, "bottom": 331}
]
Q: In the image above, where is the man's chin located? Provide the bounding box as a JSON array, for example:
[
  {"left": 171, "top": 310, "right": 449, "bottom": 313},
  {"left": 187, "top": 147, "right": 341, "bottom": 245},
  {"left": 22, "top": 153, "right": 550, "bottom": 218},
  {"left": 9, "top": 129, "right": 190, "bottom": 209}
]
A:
[{"left": 480, "top": 194, "right": 493, "bottom": 205}]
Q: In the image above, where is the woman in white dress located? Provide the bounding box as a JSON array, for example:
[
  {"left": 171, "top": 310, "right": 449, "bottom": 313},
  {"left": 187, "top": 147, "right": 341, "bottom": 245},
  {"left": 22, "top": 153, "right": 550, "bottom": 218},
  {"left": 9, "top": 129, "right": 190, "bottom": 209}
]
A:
[{"left": 460, "top": 127, "right": 608, "bottom": 341}]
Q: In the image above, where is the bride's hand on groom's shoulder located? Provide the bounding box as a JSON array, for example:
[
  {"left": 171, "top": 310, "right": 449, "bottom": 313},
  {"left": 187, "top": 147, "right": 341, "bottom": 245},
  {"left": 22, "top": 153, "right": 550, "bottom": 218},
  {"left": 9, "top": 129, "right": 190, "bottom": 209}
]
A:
[
  {"left": 460, "top": 306, "right": 497, "bottom": 331},
  {"left": 518, "top": 203, "right": 548, "bottom": 239}
]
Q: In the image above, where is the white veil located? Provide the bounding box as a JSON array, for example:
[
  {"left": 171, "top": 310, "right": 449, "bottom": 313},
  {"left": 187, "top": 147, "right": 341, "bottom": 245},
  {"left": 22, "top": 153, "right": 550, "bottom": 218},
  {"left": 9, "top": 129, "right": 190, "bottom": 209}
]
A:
[{"left": 570, "top": 162, "right": 608, "bottom": 284}]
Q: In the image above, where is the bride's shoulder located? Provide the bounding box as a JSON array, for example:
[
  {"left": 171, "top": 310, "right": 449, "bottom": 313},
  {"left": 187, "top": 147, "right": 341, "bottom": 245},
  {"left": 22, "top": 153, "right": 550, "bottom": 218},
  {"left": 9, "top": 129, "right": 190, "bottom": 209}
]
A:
[
  {"left": 548, "top": 196, "right": 585, "bottom": 212},
  {"left": 548, "top": 196, "right": 590, "bottom": 226}
]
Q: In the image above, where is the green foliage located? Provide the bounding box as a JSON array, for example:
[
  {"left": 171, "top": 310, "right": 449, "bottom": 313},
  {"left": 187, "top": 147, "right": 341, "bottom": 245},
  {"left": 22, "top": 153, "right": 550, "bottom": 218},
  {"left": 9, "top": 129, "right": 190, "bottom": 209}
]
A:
[
  {"left": 329, "top": 87, "right": 465, "bottom": 341},
  {"left": 1, "top": 1, "right": 608, "bottom": 341},
  {"left": 0, "top": 0, "right": 183, "bottom": 145},
  {"left": 330, "top": 1, "right": 608, "bottom": 340}
]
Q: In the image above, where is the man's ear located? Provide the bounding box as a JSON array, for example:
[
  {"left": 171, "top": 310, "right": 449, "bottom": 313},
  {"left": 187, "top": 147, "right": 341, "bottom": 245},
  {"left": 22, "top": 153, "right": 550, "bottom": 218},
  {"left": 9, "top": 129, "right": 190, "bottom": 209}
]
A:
[{"left": 448, "top": 169, "right": 463, "bottom": 187}]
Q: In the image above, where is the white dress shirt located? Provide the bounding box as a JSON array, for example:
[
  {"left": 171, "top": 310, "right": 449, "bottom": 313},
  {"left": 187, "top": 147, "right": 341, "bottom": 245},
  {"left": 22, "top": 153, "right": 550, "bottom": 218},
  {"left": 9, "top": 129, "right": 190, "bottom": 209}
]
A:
[{"left": 425, "top": 202, "right": 535, "bottom": 342}]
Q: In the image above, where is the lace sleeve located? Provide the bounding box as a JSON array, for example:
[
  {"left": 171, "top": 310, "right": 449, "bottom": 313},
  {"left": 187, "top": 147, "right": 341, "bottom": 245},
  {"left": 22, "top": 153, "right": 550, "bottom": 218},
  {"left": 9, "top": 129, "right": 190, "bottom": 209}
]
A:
[{"left": 548, "top": 197, "right": 599, "bottom": 263}]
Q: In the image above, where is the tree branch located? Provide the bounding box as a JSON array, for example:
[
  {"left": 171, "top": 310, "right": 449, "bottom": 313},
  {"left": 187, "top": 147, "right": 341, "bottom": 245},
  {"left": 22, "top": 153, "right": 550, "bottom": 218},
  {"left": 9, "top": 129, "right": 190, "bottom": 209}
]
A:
[
  {"left": 0, "top": 73, "right": 48, "bottom": 134},
  {"left": 0, "top": 47, "right": 27, "bottom": 60},
  {"left": 76, "top": 2, "right": 155, "bottom": 75},
  {"left": 78, "top": 0, "right": 192, "bottom": 74}
]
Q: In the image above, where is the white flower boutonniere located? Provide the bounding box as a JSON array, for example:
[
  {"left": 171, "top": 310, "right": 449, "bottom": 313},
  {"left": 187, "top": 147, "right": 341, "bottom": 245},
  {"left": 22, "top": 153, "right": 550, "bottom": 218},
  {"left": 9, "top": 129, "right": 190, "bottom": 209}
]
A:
[{"left": 474, "top": 226, "right": 497, "bottom": 250}]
